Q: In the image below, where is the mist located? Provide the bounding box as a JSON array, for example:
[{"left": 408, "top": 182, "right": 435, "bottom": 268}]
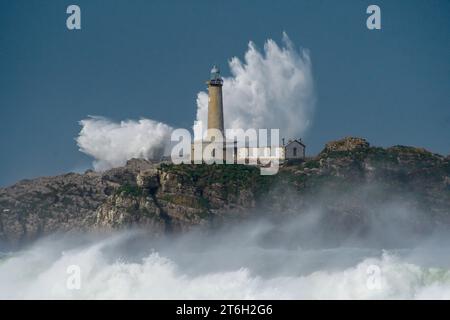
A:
[{"left": 1, "top": 192, "right": 450, "bottom": 299}]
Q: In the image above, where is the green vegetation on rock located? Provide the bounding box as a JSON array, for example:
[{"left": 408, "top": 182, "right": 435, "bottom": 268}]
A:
[{"left": 116, "top": 184, "right": 145, "bottom": 197}]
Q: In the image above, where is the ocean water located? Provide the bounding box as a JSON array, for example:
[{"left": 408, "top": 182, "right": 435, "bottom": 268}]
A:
[{"left": 1, "top": 212, "right": 450, "bottom": 299}]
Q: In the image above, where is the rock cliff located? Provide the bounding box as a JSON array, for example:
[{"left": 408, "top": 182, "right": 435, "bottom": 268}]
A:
[{"left": 1, "top": 137, "right": 449, "bottom": 246}]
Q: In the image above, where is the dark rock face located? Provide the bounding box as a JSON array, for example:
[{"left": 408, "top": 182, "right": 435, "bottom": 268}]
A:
[
  {"left": 0, "top": 137, "right": 449, "bottom": 246},
  {"left": 0, "top": 172, "right": 109, "bottom": 244}
]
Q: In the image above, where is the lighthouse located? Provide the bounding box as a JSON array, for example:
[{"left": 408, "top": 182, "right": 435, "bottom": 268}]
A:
[
  {"left": 191, "top": 65, "right": 234, "bottom": 164},
  {"left": 206, "top": 65, "right": 224, "bottom": 140}
]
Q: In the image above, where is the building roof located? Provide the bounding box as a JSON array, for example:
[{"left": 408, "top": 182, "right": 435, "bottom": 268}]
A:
[{"left": 285, "top": 139, "right": 306, "bottom": 148}]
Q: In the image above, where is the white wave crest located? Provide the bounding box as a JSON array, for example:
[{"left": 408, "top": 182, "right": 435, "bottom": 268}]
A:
[
  {"left": 195, "top": 32, "right": 315, "bottom": 139},
  {"left": 76, "top": 117, "right": 173, "bottom": 171},
  {"left": 1, "top": 231, "right": 450, "bottom": 299}
]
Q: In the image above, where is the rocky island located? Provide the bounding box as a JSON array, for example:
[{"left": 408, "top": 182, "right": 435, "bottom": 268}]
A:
[{"left": 1, "top": 137, "right": 449, "bottom": 246}]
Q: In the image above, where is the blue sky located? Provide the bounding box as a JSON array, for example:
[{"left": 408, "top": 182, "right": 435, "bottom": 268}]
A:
[{"left": 0, "top": 0, "right": 449, "bottom": 186}]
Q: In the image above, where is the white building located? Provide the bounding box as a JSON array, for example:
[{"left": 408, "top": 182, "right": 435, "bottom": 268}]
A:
[
  {"left": 236, "top": 146, "right": 285, "bottom": 164},
  {"left": 284, "top": 139, "right": 306, "bottom": 160},
  {"left": 236, "top": 139, "right": 306, "bottom": 164}
]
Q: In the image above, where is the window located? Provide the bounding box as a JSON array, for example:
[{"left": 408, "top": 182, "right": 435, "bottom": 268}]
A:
[{"left": 293, "top": 147, "right": 297, "bottom": 157}]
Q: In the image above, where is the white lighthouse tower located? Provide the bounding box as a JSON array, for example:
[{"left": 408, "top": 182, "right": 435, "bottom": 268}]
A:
[{"left": 206, "top": 65, "right": 225, "bottom": 139}]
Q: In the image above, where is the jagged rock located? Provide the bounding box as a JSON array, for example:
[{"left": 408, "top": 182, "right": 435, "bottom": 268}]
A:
[
  {"left": 323, "top": 137, "right": 370, "bottom": 153},
  {"left": 125, "top": 158, "right": 156, "bottom": 172},
  {"left": 95, "top": 193, "right": 165, "bottom": 233},
  {"left": 136, "top": 169, "right": 160, "bottom": 191}
]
